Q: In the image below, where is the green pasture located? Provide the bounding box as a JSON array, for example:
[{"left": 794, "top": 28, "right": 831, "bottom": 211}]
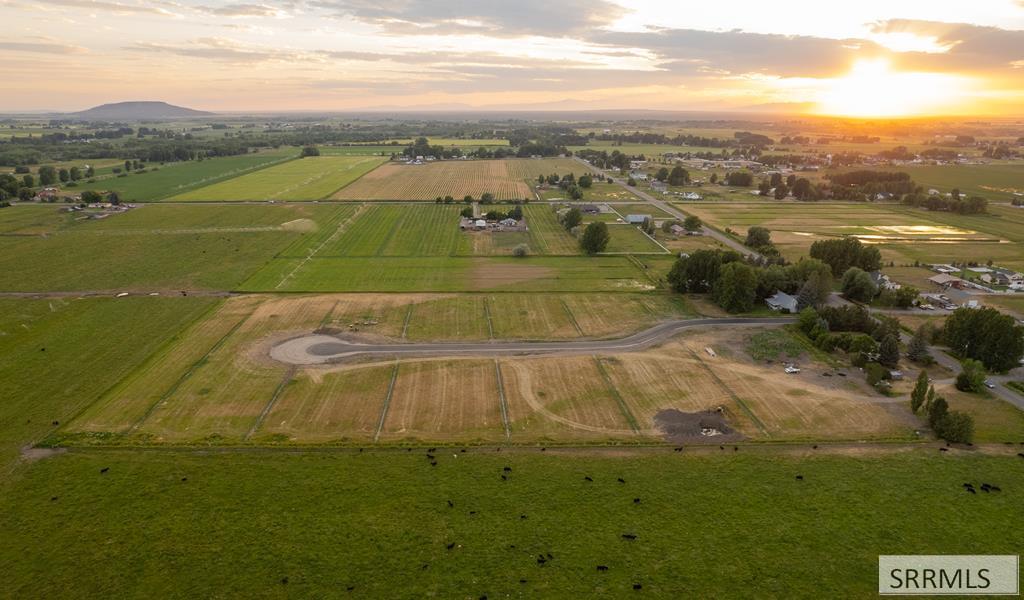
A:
[
  {"left": 168, "top": 155, "right": 385, "bottom": 202},
  {"left": 74, "top": 149, "right": 298, "bottom": 201},
  {"left": 3, "top": 449, "right": 1022, "bottom": 598}
]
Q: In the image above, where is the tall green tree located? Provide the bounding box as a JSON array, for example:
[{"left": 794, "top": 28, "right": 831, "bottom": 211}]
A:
[
  {"left": 906, "top": 324, "right": 932, "bottom": 364},
  {"left": 878, "top": 334, "right": 900, "bottom": 368},
  {"left": 579, "top": 221, "right": 610, "bottom": 255},
  {"left": 713, "top": 262, "right": 758, "bottom": 313},
  {"left": 943, "top": 307, "right": 1024, "bottom": 372},
  {"left": 841, "top": 267, "right": 877, "bottom": 302},
  {"left": 955, "top": 359, "right": 986, "bottom": 393},
  {"left": 744, "top": 226, "right": 771, "bottom": 248},
  {"left": 561, "top": 207, "right": 582, "bottom": 231}
]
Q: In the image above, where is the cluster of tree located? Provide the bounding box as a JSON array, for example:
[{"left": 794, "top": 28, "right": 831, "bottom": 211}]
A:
[
  {"left": 300, "top": 146, "right": 320, "bottom": 157},
  {"left": 798, "top": 306, "right": 903, "bottom": 390},
  {"left": 733, "top": 132, "right": 775, "bottom": 147},
  {"left": 654, "top": 166, "right": 690, "bottom": 186},
  {"left": 575, "top": 149, "right": 632, "bottom": 171},
  {"left": 826, "top": 170, "right": 917, "bottom": 200},
  {"left": 901, "top": 191, "right": 987, "bottom": 214},
  {"left": 841, "top": 267, "right": 923, "bottom": 308},
  {"left": 943, "top": 307, "right": 1024, "bottom": 372},
  {"left": 743, "top": 226, "right": 781, "bottom": 258},
  {"left": 539, "top": 172, "right": 591, "bottom": 200},
  {"left": 809, "top": 237, "right": 882, "bottom": 277},
  {"left": 668, "top": 250, "right": 833, "bottom": 313},
  {"left": 778, "top": 136, "right": 810, "bottom": 145},
  {"left": 723, "top": 172, "right": 753, "bottom": 187},
  {"left": 402, "top": 137, "right": 464, "bottom": 160},
  {"left": 590, "top": 131, "right": 739, "bottom": 148},
  {"left": 910, "top": 371, "right": 974, "bottom": 443}
]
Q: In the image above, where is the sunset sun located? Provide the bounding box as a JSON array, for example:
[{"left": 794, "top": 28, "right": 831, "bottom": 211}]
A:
[{"left": 816, "top": 59, "right": 968, "bottom": 117}]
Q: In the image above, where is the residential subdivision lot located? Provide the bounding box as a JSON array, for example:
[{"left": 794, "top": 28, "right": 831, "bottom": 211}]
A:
[
  {"left": 332, "top": 158, "right": 584, "bottom": 200},
  {"left": 60, "top": 298, "right": 934, "bottom": 445},
  {"left": 169, "top": 155, "right": 386, "bottom": 201}
]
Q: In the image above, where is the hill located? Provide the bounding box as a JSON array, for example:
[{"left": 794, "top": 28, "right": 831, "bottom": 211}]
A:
[{"left": 72, "top": 101, "right": 213, "bottom": 120}]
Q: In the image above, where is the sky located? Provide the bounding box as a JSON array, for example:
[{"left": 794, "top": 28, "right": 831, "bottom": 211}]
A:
[{"left": 2, "top": 0, "right": 1024, "bottom": 115}]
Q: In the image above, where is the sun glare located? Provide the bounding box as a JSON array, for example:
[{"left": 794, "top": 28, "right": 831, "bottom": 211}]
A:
[{"left": 815, "top": 59, "right": 966, "bottom": 117}]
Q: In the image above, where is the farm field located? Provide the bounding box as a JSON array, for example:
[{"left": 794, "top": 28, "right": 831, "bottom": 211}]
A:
[
  {"left": 831, "top": 163, "right": 1024, "bottom": 201},
  {"left": 602, "top": 224, "right": 668, "bottom": 254},
  {"left": 333, "top": 158, "right": 585, "bottom": 201},
  {"left": 0, "top": 204, "right": 83, "bottom": 234},
  {"left": 5, "top": 449, "right": 1022, "bottom": 598},
  {"left": 0, "top": 296, "right": 216, "bottom": 468},
  {"left": 982, "top": 294, "right": 1024, "bottom": 317},
  {"left": 243, "top": 256, "right": 657, "bottom": 293},
  {"left": 74, "top": 148, "right": 298, "bottom": 201},
  {"left": 0, "top": 204, "right": 341, "bottom": 291},
  {"left": 680, "top": 201, "right": 1024, "bottom": 268},
  {"left": 168, "top": 155, "right": 386, "bottom": 201}
]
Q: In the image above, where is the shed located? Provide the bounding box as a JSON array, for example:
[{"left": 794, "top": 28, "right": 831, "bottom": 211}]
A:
[{"left": 625, "top": 214, "right": 651, "bottom": 225}]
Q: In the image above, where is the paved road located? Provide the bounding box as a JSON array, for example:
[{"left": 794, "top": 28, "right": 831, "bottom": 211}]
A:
[
  {"left": 573, "top": 157, "right": 760, "bottom": 259},
  {"left": 271, "top": 317, "right": 795, "bottom": 365}
]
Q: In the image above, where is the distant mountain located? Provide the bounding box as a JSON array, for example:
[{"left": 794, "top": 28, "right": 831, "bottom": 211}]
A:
[{"left": 72, "top": 101, "right": 213, "bottom": 120}]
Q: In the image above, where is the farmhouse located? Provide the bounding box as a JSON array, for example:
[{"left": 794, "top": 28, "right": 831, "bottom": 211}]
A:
[
  {"left": 459, "top": 216, "right": 527, "bottom": 232},
  {"left": 928, "top": 274, "right": 966, "bottom": 289},
  {"left": 33, "top": 187, "right": 60, "bottom": 201},
  {"left": 869, "top": 271, "right": 900, "bottom": 290},
  {"left": 766, "top": 291, "right": 798, "bottom": 313},
  {"left": 669, "top": 224, "right": 685, "bottom": 236}
]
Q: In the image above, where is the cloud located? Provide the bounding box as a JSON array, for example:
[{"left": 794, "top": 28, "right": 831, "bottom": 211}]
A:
[
  {"left": 309, "top": 0, "right": 625, "bottom": 37},
  {"left": 589, "top": 28, "right": 888, "bottom": 78},
  {"left": 23, "top": 0, "right": 172, "bottom": 15},
  {"left": 870, "top": 19, "right": 1024, "bottom": 71},
  {"left": 0, "top": 39, "right": 86, "bottom": 54},
  {"left": 125, "top": 37, "right": 304, "bottom": 62},
  {"left": 202, "top": 3, "right": 286, "bottom": 17}
]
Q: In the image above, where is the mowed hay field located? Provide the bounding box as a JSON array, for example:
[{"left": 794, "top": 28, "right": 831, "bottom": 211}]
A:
[
  {"left": 0, "top": 203, "right": 344, "bottom": 292},
  {"left": 73, "top": 148, "right": 298, "bottom": 201},
  {"left": 169, "top": 156, "right": 386, "bottom": 201},
  {"left": 333, "top": 158, "right": 584, "bottom": 200}
]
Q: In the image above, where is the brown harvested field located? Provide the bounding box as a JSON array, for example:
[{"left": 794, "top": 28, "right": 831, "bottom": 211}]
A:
[
  {"left": 67, "top": 296, "right": 263, "bottom": 434},
  {"left": 599, "top": 345, "right": 758, "bottom": 435},
  {"left": 487, "top": 295, "right": 580, "bottom": 339},
  {"left": 378, "top": 360, "right": 505, "bottom": 442},
  {"left": 332, "top": 158, "right": 585, "bottom": 200},
  {"left": 325, "top": 294, "right": 423, "bottom": 340},
  {"left": 500, "top": 356, "right": 639, "bottom": 441},
  {"left": 254, "top": 365, "right": 392, "bottom": 442},
  {"left": 678, "top": 328, "right": 914, "bottom": 440},
  {"left": 136, "top": 295, "right": 338, "bottom": 441},
  {"left": 562, "top": 294, "right": 692, "bottom": 338}
]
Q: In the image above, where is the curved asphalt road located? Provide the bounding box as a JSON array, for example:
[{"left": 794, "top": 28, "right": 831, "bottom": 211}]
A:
[{"left": 271, "top": 317, "right": 795, "bottom": 365}]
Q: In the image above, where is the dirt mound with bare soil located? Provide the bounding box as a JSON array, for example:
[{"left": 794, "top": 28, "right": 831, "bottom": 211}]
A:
[{"left": 654, "top": 408, "right": 744, "bottom": 443}]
